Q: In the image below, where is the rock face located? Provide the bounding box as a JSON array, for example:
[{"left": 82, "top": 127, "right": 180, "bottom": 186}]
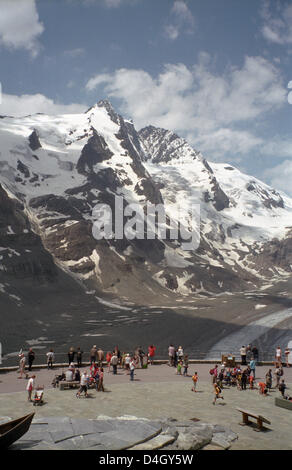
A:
[
  {"left": 9, "top": 415, "right": 238, "bottom": 450},
  {"left": 0, "top": 183, "right": 57, "bottom": 283},
  {"left": 0, "top": 99, "right": 291, "bottom": 310}
]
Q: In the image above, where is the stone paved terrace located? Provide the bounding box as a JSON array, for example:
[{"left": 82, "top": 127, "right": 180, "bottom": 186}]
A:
[{"left": 1, "top": 363, "right": 292, "bottom": 450}]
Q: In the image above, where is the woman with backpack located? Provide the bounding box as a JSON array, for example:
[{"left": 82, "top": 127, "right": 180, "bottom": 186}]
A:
[{"left": 209, "top": 365, "right": 218, "bottom": 384}]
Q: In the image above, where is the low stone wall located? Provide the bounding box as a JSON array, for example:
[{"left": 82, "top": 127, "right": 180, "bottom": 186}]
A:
[{"left": 0, "top": 359, "right": 274, "bottom": 373}]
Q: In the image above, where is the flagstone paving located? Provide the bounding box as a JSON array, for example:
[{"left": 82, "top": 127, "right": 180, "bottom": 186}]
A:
[{"left": 1, "top": 364, "right": 291, "bottom": 450}]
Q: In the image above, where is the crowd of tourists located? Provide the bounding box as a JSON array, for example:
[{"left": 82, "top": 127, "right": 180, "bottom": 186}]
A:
[
  {"left": 18, "top": 344, "right": 157, "bottom": 400},
  {"left": 15, "top": 342, "right": 291, "bottom": 404},
  {"left": 205, "top": 344, "right": 291, "bottom": 405}
]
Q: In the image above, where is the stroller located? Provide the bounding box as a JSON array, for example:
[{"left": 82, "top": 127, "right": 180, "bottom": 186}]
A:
[{"left": 33, "top": 386, "right": 44, "bottom": 406}]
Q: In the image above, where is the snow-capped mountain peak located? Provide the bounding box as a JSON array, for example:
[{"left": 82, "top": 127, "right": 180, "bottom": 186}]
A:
[{"left": 0, "top": 101, "right": 291, "bottom": 306}]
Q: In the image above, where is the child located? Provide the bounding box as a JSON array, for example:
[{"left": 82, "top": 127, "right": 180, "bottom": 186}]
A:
[
  {"left": 191, "top": 372, "right": 198, "bottom": 392},
  {"left": 213, "top": 382, "right": 224, "bottom": 405},
  {"left": 249, "top": 374, "right": 254, "bottom": 389},
  {"left": 237, "top": 372, "right": 242, "bottom": 390},
  {"left": 258, "top": 381, "right": 268, "bottom": 396},
  {"left": 176, "top": 361, "right": 183, "bottom": 375}
]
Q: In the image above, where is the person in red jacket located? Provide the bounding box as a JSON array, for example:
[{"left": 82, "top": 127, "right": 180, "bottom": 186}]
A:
[
  {"left": 148, "top": 345, "right": 156, "bottom": 365},
  {"left": 106, "top": 351, "right": 112, "bottom": 373}
]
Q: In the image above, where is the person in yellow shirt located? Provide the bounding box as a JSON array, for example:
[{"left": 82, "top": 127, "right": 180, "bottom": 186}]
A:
[{"left": 213, "top": 382, "right": 224, "bottom": 405}]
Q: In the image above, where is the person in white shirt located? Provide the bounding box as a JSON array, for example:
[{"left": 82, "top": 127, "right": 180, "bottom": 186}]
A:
[
  {"left": 26, "top": 375, "right": 36, "bottom": 402},
  {"left": 125, "top": 354, "right": 131, "bottom": 374},
  {"left": 46, "top": 349, "right": 54, "bottom": 369},
  {"left": 240, "top": 346, "right": 247, "bottom": 365},
  {"left": 110, "top": 354, "right": 118, "bottom": 375},
  {"left": 177, "top": 346, "right": 184, "bottom": 361},
  {"left": 76, "top": 371, "right": 88, "bottom": 397},
  {"left": 65, "top": 369, "right": 73, "bottom": 382},
  {"left": 18, "top": 354, "right": 27, "bottom": 379},
  {"left": 275, "top": 346, "right": 282, "bottom": 366},
  {"left": 129, "top": 358, "right": 135, "bottom": 381}
]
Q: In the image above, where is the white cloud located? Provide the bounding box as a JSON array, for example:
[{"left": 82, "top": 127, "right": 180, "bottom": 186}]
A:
[
  {"left": 0, "top": 93, "right": 86, "bottom": 117},
  {"left": 164, "top": 24, "right": 179, "bottom": 41},
  {"left": 104, "top": 0, "right": 122, "bottom": 6},
  {"left": 191, "top": 129, "right": 264, "bottom": 160},
  {"left": 260, "top": 138, "right": 292, "bottom": 159},
  {"left": 64, "top": 48, "right": 86, "bottom": 58},
  {"left": 260, "top": 0, "right": 292, "bottom": 45},
  {"left": 85, "top": 56, "right": 286, "bottom": 160},
  {"left": 164, "top": 1, "right": 195, "bottom": 40},
  {"left": 80, "top": 0, "right": 136, "bottom": 7},
  {"left": 264, "top": 160, "right": 292, "bottom": 195},
  {"left": 0, "top": 0, "right": 44, "bottom": 57}
]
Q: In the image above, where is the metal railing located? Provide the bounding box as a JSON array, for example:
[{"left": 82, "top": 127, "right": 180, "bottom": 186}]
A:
[{"left": 0, "top": 349, "right": 280, "bottom": 368}]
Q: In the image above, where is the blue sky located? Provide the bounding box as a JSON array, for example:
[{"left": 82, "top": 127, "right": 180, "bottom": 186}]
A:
[{"left": 0, "top": 0, "right": 292, "bottom": 194}]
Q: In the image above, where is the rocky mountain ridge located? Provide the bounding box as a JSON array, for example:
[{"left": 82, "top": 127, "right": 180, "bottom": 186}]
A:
[{"left": 0, "top": 100, "right": 291, "bottom": 311}]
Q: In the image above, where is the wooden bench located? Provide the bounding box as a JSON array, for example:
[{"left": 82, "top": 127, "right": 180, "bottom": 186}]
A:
[
  {"left": 59, "top": 381, "right": 80, "bottom": 391},
  {"left": 237, "top": 408, "right": 271, "bottom": 432}
]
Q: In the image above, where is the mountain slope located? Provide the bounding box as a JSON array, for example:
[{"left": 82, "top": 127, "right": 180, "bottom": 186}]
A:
[{"left": 0, "top": 101, "right": 291, "bottom": 310}]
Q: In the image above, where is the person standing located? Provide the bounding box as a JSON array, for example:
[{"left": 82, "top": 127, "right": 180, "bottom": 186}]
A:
[
  {"left": 26, "top": 375, "right": 36, "bottom": 402},
  {"left": 176, "top": 361, "right": 182, "bottom": 375},
  {"left": 183, "top": 355, "right": 189, "bottom": 377},
  {"left": 210, "top": 364, "right": 218, "bottom": 384},
  {"left": 106, "top": 351, "right": 112, "bottom": 373},
  {"left": 275, "top": 366, "right": 283, "bottom": 388},
  {"left": 148, "top": 345, "right": 156, "bottom": 365},
  {"left": 136, "top": 346, "right": 145, "bottom": 368},
  {"left": 249, "top": 373, "right": 255, "bottom": 389},
  {"left": 90, "top": 345, "right": 97, "bottom": 365},
  {"left": 265, "top": 369, "right": 272, "bottom": 390},
  {"left": 249, "top": 358, "right": 256, "bottom": 378},
  {"left": 251, "top": 346, "right": 259, "bottom": 363},
  {"left": 110, "top": 353, "right": 118, "bottom": 375},
  {"left": 129, "top": 357, "right": 135, "bottom": 381},
  {"left": 97, "top": 368, "right": 105, "bottom": 392},
  {"left": 68, "top": 347, "right": 75, "bottom": 366},
  {"left": 76, "top": 347, "right": 83, "bottom": 368},
  {"left": 279, "top": 379, "right": 287, "bottom": 397},
  {"left": 284, "top": 347, "right": 290, "bottom": 368},
  {"left": 275, "top": 346, "right": 282, "bottom": 367},
  {"left": 168, "top": 344, "right": 175, "bottom": 367},
  {"left": 113, "top": 346, "right": 121, "bottom": 366},
  {"left": 18, "top": 353, "right": 27, "bottom": 379},
  {"left": 240, "top": 346, "right": 247, "bottom": 365},
  {"left": 28, "top": 348, "right": 35, "bottom": 371},
  {"left": 46, "top": 349, "right": 54, "bottom": 369},
  {"left": 97, "top": 348, "right": 104, "bottom": 368},
  {"left": 246, "top": 344, "right": 252, "bottom": 362},
  {"left": 177, "top": 346, "right": 184, "bottom": 362},
  {"left": 191, "top": 372, "right": 198, "bottom": 392}
]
